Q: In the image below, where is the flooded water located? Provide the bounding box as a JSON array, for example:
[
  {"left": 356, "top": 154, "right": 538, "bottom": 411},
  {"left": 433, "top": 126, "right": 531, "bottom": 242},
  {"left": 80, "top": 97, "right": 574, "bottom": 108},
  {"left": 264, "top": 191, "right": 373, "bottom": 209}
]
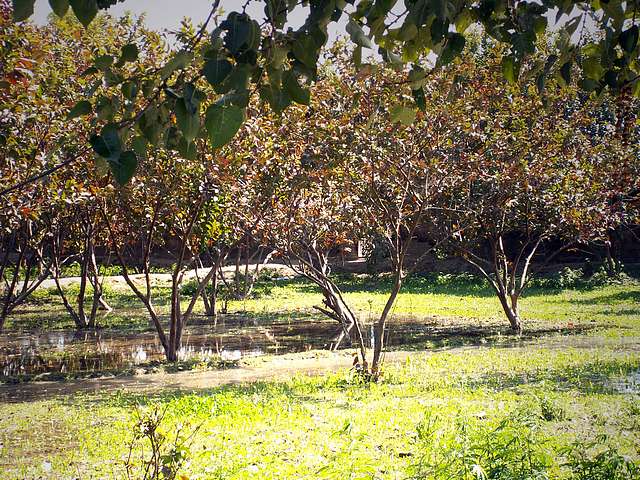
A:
[
  {"left": 609, "top": 371, "right": 640, "bottom": 394},
  {"left": 0, "top": 315, "right": 345, "bottom": 379},
  {"left": 2, "top": 312, "right": 637, "bottom": 381}
]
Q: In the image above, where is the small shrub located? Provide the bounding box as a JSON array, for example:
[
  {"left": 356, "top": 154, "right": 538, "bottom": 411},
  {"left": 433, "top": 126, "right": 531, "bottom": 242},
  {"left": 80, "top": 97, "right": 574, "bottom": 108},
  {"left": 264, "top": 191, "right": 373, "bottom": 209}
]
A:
[
  {"left": 537, "top": 396, "right": 566, "bottom": 422},
  {"left": 413, "top": 411, "right": 553, "bottom": 479},
  {"left": 534, "top": 265, "right": 633, "bottom": 291},
  {"left": 562, "top": 436, "right": 640, "bottom": 480},
  {"left": 124, "top": 405, "right": 201, "bottom": 480}
]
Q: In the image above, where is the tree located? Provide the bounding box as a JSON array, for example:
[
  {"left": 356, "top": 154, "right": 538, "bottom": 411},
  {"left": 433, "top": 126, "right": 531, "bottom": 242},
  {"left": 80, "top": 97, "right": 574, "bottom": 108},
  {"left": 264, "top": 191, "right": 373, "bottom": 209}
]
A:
[
  {"left": 100, "top": 143, "right": 221, "bottom": 361},
  {"left": 9, "top": 0, "right": 639, "bottom": 189},
  {"left": 343, "top": 69, "right": 468, "bottom": 376},
  {"left": 434, "top": 44, "right": 637, "bottom": 332},
  {"left": 216, "top": 80, "right": 369, "bottom": 357},
  {"left": 0, "top": 10, "right": 142, "bottom": 328}
]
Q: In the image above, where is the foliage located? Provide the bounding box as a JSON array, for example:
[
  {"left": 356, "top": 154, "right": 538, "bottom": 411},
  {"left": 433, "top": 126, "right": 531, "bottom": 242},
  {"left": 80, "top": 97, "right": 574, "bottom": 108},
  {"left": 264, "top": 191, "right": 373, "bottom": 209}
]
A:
[
  {"left": 124, "top": 405, "right": 201, "bottom": 480},
  {"left": 413, "top": 411, "right": 554, "bottom": 479},
  {"left": 10, "top": 0, "right": 640, "bottom": 182},
  {"left": 562, "top": 436, "right": 640, "bottom": 480}
]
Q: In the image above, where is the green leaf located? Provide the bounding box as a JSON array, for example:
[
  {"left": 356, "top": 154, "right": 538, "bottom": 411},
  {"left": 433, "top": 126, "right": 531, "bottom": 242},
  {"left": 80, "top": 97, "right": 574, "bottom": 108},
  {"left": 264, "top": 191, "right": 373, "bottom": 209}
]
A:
[
  {"left": 583, "top": 56, "right": 604, "bottom": 80},
  {"left": 160, "top": 51, "right": 193, "bottom": 80},
  {"left": 398, "top": 22, "right": 418, "bottom": 41},
  {"left": 217, "top": 64, "right": 251, "bottom": 94},
  {"left": 221, "top": 12, "right": 260, "bottom": 54},
  {"left": 69, "top": 0, "right": 98, "bottom": 27},
  {"left": 12, "top": 0, "right": 35, "bottom": 21},
  {"left": 536, "top": 72, "right": 545, "bottom": 95},
  {"left": 95, "top": 95, "right": 115, "bottom": 120},
  {"left": 265, "top": 0, "right": 288, "bottom": 29},
  {"left": 346, "top": 19, "right": 373, "bottom": 48},
  {"left": 454, "top": 9, "right": 473, "bottom": 33},
  {"left": 292, "top": 34, "right": 319, "bottom": 69},
  {"left": 81, "top": 66, "right": 99, "bottom": 76},
  {"left": 109, "top": 151, "right": 137, "bottom": 185},
  {"left": 215, "top": 91, "right": 250, "bottom": 108},
  {"left": 117, "top": 44, "right": 139, "bottom": 65},
  {"left": 603, "top": 70, "right": 618, "bottom": 88},
  {"left": 177, "top": 137, "right": 197, "bottom": 160},
  {"left": 205, "top": 104, "right": 245, "bottom": 148},
  {"left": 408, "top": 66, "right": 427, "bottom": 89},
  {"left": 389, "top": 104, "right": 416, "bottom": 126},
  {"left": 138, "top": 108, "right": 163, "bottom": 145},
  {"left": 559, "top": 61, "right": 572, "bottom": 85},
  {"left": 439, "top": 33, "right": 465, "bottom": 66},
  {"left": 67, "top": 100, "right": 92, "bottom": 119},
  {"left": 90, "top": 124, "right": 122, "bottom": 161},
  {"left": 352, "top": 45, "right": 362, "bottom": 66},
  {"left": 259, "top": 84, "right": 291, "bottom": 114},
  {"left": 578, "top": 78, "right": 600, "bottom": 92},
  {"left": 121, "top": 81, "right": 138, "bottom": 100},
  {"left": 619, "top": 25, "right": 639, "bottom": 54},
  {"left": 49, "top": 0, "right": 69, "bottom": 17},
  {"left": 94, "top": 54, "right": 114, "bottom": 70},
  {"left": 412, "top": 87, "right": 426, "bottom": 112},
  {"left": 283, "top": 70, "right": 310, "bottom": 105},
  {"left": 203, "top": 58, "right": 233, "bottom": 88},
  {"left": 502, "top": 55, "right": 518, "bottom": 84},
  {"left": 632, "top": 79, "right": 640, "bottom": 98},
  {"left": 175, "top": 99, "right": 200, "bottom": 143},
  {"left": 131, "top": 136, "right": 148, "bottom": 158}
]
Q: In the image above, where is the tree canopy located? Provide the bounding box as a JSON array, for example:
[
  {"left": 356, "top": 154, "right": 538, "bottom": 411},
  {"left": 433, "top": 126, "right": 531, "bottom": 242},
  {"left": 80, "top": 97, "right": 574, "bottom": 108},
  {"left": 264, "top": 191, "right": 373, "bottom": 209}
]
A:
[{"left": 8, "top": 0, "right": 640, "bottom": 186}]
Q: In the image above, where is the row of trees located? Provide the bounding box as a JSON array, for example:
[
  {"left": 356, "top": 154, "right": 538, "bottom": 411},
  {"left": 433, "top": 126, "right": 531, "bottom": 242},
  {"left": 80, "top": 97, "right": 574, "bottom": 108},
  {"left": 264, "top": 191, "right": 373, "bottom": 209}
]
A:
[{"left": 1, "top": 11, "right": 638, "bottom": 374}]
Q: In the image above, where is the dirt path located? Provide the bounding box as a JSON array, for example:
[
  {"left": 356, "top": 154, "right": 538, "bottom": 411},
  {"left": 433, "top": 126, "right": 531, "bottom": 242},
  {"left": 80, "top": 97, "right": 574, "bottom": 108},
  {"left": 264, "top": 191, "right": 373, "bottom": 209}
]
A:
[
  {"left": 38, "top": 263, "right": 298, "bottom": 290},
  {"left": 0, "top": 350, "right": 415, "bottom": 403}
]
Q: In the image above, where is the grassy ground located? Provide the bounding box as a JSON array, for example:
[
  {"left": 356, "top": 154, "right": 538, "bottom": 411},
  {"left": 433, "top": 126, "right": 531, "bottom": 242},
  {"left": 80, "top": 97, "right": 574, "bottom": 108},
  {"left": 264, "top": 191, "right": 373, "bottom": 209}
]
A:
[
  {"left": 2, "top": 272, "right": 640, "bottom": 478},
  {"left": 1, "top": 346, "right": 639, "bottom": 479},
  {"left": 8, "top": 271, "right": 640, "bottom": 334}
]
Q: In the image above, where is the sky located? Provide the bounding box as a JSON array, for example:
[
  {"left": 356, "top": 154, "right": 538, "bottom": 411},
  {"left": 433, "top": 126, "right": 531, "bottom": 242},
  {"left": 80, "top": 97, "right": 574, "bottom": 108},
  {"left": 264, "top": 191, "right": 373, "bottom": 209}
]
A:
[
  {"left": 31, "top": 1, "right": 588, "bottom": 54},
  {"left": 33, "top": 0, "right": 350, "bottom": 43}
]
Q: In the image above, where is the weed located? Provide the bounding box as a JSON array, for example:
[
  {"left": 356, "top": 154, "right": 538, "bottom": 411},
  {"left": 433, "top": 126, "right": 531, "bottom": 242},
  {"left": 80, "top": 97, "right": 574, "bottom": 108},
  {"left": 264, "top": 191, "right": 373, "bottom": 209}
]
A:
[
  {"left": 562, "top": 435, "right": 640, "bottom": 480},
  {"left": 413, "top": 411, "right": 554, "bottom": 479},
  {"left": 124, "top": 405, "right": 201, "bottom": 480}
]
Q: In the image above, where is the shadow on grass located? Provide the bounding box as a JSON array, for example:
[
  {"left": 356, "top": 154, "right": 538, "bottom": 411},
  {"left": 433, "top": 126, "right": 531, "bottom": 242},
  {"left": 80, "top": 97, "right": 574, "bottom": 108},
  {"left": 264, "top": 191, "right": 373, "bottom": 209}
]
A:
[
  {"left": 466, "top": 357, "right": 640, "bottom": 395},
  {"left": 567, "top": 290, "right": 640, "bottom": 305},
  {"left": 383, "top": 322, "right": 603, "bottom": 352},
  {"left": 267, "top": 275, "right": 499, "bottom": 298},
  {"left": 255, "top": 274, "right": 593, "bottom": 300}
]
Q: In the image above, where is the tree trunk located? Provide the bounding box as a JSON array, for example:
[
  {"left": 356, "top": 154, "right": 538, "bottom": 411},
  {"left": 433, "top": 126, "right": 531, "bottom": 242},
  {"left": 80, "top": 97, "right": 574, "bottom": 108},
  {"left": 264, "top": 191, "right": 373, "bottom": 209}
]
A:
[
  {"left": 497, "top": 290, "right": 522, "bottom": 333},
  {"left": 371, "top": 271, "right": 402, "bottom": 376}
]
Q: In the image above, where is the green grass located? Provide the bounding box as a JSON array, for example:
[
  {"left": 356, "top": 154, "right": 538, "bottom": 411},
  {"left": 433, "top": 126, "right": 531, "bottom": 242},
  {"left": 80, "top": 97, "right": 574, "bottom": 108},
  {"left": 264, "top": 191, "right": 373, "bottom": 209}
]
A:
[
  {"left": 1, "top": 346, "right": 639, "bottom": 479},
  {"left": 2, "top": 271, "right": 639, "bottom": 478},
  {"left": 9, "top": 272, "right": 640, "bottom": 335}
]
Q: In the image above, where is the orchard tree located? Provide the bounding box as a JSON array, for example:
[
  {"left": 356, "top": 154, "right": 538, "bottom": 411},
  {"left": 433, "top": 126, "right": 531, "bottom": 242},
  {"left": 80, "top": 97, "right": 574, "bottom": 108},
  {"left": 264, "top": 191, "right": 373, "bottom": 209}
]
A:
[
  {"left": 100, "top": 143, "right": 221, "bottom": 362},
  {"left": 0, "top": 10, "right": 169, "bottom": 328},
  {"left": 276, "top": 46, "right": 472, "bottom": 376},
  {"left": 49, "top": 180, "right": 112, "bottom": 329},
  {"left": 7, "top": 0, "right": 639, "bottom": 191},
  {"left": 0, "top": 10, "right": 129, "bottom": 327},
  {"left": 436, "top": 44, "right": 637, "bottom": 332},
  {"left": 344, "top": 73, "right": 467, "bottom": 376}
]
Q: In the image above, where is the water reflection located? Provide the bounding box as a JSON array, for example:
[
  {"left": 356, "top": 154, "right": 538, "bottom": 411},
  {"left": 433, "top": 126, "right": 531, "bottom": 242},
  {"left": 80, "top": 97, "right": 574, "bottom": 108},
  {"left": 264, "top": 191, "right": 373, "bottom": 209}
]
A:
[{"left": 0, "top": 315, "right": 340, "bottom": 378}]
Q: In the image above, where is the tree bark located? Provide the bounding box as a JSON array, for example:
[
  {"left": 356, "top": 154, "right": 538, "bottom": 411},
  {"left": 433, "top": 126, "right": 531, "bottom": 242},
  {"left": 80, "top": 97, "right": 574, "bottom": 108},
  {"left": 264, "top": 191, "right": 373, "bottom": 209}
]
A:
[
  {"left": 371, "top": 270, "right": 402, "bottom": 376},
  {"left": 497, "top": 290, "right": 522, "bottom": 333}
]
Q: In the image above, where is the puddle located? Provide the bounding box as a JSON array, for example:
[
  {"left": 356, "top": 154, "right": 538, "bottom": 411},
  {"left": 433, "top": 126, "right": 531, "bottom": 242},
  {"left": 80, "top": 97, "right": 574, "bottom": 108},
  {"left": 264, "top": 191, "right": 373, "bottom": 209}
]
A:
[
  {"left": 608, "top": 371, "right": 640, "bottom": 394},
  {"left": 0, "top": 315, "right": 343, "bottom": 378},
  {"left": 2, "top": 312, "right": 638, "bottom": 381},
  {"left": 0, "top": 314, "right": 457, "bottom": 378}
]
